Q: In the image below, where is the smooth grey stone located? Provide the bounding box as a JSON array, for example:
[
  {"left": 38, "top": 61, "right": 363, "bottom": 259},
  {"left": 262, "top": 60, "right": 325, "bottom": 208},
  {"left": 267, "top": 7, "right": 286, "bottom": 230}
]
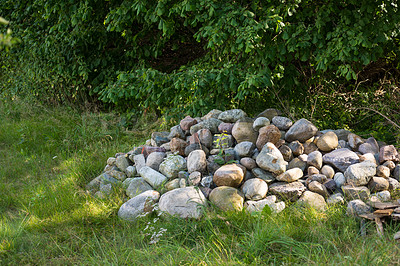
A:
[
  {"left": 118, "top": 190, "right": 160, "bottom": 221},
  {"left": 251, "top": 168, "right": 276, "bottom": 183},
  {"left": 297, "top": 191, "right": 327, "bottom": 211},
  {"left": 146, "top": 152, "right": 166, "bottom": 171},
  {"left": 272, "top": 116, "right": 293, "bottom": 131},
  {"left": 322, "top": 148, "right": 359, "bottom": 172},
  {"left": 138, "top": 166, "right": 167, "bottom": 188},
  {"left": 241, "top": 178, "right": 268, "bottom": 200},
  {"left": 234, "top": 141, "right": 255, "bottom": 157},
  {"left": 158, "top": 187, "right": 208, "bottom": 219},
  {"left": 253, "top": 117, "right": 270, "bottom": 131},
  {"left": 126, "top": 177, "right": 153, "bottom": 198},
  {"left": 285, "top": 118, "right": 318, "bottom": 142}
]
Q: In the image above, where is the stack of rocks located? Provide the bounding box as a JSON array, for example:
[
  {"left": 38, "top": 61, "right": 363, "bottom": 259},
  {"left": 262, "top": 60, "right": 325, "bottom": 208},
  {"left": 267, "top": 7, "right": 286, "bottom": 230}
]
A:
[{"left": 85, "top": 108, "right": 400, "bottom": 221}]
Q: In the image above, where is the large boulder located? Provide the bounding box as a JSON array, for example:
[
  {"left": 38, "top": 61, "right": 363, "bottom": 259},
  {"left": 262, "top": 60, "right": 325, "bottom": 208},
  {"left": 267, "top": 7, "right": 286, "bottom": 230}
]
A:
[
  {"left": 322, "top": 148, "right": 359, "bottom": 172},
  {"left": 213, "top": 164, "right": 245, "bottom": 187},
  {"left": 285, "top": 118, "right": 318, "bottom": 142},
  {"left": 241, "top": 178, "right": 268, "bottom": 200},
  {"left": 209, "top": 186, "right": 245, "bottom": 211},
  {"left": 256, "top": 142, "right": 288, "bottom": 175},
  {"left": 118, "top": 190, "right": 160, "bottom": 221},
  {"left": 256, "top": 124, "right": 281, "bottom": 150},
  {"left": 232, "top": 118, "right": 258, "bottom": 144},
  {"left": 344, "top": 161, "right": 376, "bottom": 186},
  {"left": 158, "top": 187, "right": 208, "bottom": 219},
  {"left": 187, "top": 150, "right": 207, "bottom": 173}
]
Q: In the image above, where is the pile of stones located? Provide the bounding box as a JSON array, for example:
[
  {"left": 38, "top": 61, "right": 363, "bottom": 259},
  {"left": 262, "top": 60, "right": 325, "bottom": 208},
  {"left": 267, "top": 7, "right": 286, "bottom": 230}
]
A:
[{"left": 85, "top": 108, "right": 400, "bottom": 221}]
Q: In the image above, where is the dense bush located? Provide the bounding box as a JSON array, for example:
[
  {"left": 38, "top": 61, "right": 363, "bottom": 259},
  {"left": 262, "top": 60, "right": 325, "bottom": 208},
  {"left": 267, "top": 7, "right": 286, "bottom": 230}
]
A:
[{"left": 1, "top": 1, "right": 399, "bottom": 131}]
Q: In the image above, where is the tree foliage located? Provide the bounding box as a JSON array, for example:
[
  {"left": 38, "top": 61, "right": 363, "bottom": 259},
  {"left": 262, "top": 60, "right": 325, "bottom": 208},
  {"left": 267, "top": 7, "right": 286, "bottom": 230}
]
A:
[{"left": 1, "top": 1, "right": 399, "bottom": 120}]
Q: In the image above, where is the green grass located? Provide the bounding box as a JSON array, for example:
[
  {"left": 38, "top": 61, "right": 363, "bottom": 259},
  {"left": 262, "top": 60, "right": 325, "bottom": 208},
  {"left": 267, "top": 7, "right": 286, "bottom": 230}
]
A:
[{"left": 1, "top": 98, "right": 400, "bottom": 265}]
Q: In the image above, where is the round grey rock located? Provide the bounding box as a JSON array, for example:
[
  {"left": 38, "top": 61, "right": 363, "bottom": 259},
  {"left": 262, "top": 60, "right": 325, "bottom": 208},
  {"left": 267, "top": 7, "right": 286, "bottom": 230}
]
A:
[
  {"left": 187, "top": 149, "right": 207, "bottom": 173},
  {"left": 253, "top": 117, "right": 270, "bottom": 131},
  {"left": 146, "top": 152, "right": 166, "bottom": 171},
  {"left": 241, "top": 178, "right": 268, "bottom": 200},
  {"left": 158, "top": 187, "right": 208, "bottom": 219},
  {"left": 322, "top": 148, "right": 360, "bottom": 172},
  {"left": 234, "top": 141, "right": 255, "bottom": 157},
  {"left": 297, "top": 191, "right": 327, "bottom": 211},
  {"left": 272, "top": 116, "right": 293, "bottom": 131},
  {"left": 344, "top": 161, "right": 376, "bottom": 186},
  {"left": 307, "top": 151, "right": 323, "bottom": 170}
]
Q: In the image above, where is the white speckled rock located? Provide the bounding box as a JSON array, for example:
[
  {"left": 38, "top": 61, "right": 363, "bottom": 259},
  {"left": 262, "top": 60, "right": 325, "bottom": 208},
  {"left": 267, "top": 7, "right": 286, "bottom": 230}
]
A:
[
  {"left": 344, "top": 161, "right": 376, "bottom": 186},
  {"left": 159, "top": 154, "right": 187, "bottom": 178}
]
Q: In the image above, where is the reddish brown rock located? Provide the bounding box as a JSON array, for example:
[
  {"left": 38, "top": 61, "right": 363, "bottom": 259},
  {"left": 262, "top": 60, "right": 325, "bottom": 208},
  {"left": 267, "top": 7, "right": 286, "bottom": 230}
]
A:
[
  {"left": 256, "top": 124, "right": 281, "bottom": 150},
  {"left": 170, "top": 138, "right": 188, "bottom": 156},
  {"left": 218, "top": 122, "right": 234, "bottom": 134},
  {"left": 141, "top": 146, "right": 167, "bottom": 158},
  {"left": 180, "top": 116, "right": 197, "bottom": 131},
  {"left": 379, "top": 145, "right": 399, "bottom": 164}
]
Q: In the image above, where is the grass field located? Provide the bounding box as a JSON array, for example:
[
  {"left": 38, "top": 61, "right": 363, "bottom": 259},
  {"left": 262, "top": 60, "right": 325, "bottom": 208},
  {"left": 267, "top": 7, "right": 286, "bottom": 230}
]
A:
[{"left": 1, "top": 98, "right": 400, "bottom": 265}]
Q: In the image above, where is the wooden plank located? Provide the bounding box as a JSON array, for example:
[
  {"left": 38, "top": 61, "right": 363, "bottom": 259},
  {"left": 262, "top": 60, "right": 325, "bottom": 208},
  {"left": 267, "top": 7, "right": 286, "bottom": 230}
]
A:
[
  {"left": 373, "top": 209, "right": 394, "bottom": 217},
  {"left": 367, "top": 201, "right": 400, "bottom": 209},
  {"left": 394, "top": 207, "right": 400, "bottom": 213},
  {"left": 359, "top": 213, "right": 375, "bottom": 220},
  {"left": 375, "top": 217, "right": 384, "bottom": 237},
  {"left": 392, "top": 213, "right": 400, "bottom": 221}
]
